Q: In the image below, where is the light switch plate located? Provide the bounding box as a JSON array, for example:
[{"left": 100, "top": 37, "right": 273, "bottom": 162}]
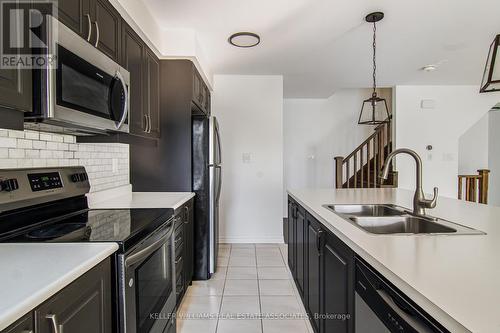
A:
[{"left": 421, "top": 99, "right": 436, "bottom": 109}]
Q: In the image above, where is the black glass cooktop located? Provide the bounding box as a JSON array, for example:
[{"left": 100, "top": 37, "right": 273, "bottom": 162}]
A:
[{"left": 2, "top": 208, "right": 174, "bottom": 252}]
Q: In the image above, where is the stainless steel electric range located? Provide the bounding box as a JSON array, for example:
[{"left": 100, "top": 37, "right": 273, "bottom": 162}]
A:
[{"left": 0, "top": 167, "right": 176, "bottom": 333}]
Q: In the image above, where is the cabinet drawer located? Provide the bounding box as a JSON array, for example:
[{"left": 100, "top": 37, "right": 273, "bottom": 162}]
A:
[
  {"left": 174, "top": 228, "right": 183, "bottom": 250},
  {"left": 175, "top": 255, "right": 184, "bottom": 279}
]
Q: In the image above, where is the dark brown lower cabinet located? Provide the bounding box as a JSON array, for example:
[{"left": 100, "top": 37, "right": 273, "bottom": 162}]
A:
[
  {"left": 306, "top": 214, "right": 322, "bottom": 333},
  {"left": 287, "top": 200, "right": 296, "bottom": 275},
  {"left": 174, "top": 198, "right": 195, "bottom": 307},
  {"left": 295, "top": 205, "right": 306, "bottom": 298},
  {"left": 322, "top": 228, "right": 355, "bottom": 333},
  {"left": 1, "top": 257, "right": 112, "bottom": 333},
  {"left": 288, "top": 196, "right": 355, "bottom": 333}
]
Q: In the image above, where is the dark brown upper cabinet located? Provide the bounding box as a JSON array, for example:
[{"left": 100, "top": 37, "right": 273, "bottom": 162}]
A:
[
  {"left": 121, "top": 23, "right": 146, "bottom": 136},
  {"left": 191, "top": 67, "right": 210, "bottom": 116},
  {"left": 57, "top": 0, "right": 121, "bottom": 63},
  {"left": 121, "top": 23, "right": 160, "bottom": 139},
  {"left": 57, "top": 0, "right": 92, "bottom": 40},
  {"left": 0, "top": 68, "right": 32, "bottom": 113},
  {"left": 0, "top": 3, "right": 33, "bottom": 130},
  {"left": 144, "top": 47, "right": 161, "bottom": 138},
  {"left": 93, "top": 0, "right": 121, "bottom": 62}
]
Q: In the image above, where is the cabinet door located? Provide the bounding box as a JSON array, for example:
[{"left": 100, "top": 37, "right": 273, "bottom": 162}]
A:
[
  {"left": 192, "top": 70, "right": 201, "bottom": 106},
  {"left": 0, "top": 67, "right": 32, "bottom": 112},
  {"left": 287, "top": 200, "right": 296, "bottom": 275},
  {"left": 122, "top": 23, "right": 146, "bottom": 135},
  {"left": 0, "top": 3, "right": 32, "bottom": 113},
  {"left": 144, "top": 48, "right": 160, "bottom": 138},
  {"left": 322, "top": 232, "right": 354, "bottom": 333},
  {"left": 2, "top": 313, "right": 33, "bottom": 333},
  {"left": 35, "top": 258, "right": 112, "bottom": 333},
  {"left": 183, "top": 200, "right": 194, "bottom": 289},
  {"left": 295, "top": 207, "right": 305, "bottom": 298},
  {"left": 57, "top": 0, "right": 92, "bottom": 39},
  {"left": 93, "top": 0, "right": 121, "bottom": 62},
  {"left": 306, "top": 215, "right": 321, "bottom": 333}
]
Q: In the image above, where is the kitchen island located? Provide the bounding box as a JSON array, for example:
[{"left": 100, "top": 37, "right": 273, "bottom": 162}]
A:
[{"left": 288, "top": 188, "right": 500, "bottom": 333}]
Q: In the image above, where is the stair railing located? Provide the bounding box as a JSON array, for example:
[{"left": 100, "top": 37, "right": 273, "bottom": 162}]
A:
[
  {"left": 334, "top": 120, "right": 392, "bottom": 189},
  {"left": 458, "top": 169, "right": 490, "bottom": 204}
]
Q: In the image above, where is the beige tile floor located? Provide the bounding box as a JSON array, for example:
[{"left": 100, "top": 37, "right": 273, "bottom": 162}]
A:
[{"left": 177, "top": 243, "right": 314, "bottom": 333}]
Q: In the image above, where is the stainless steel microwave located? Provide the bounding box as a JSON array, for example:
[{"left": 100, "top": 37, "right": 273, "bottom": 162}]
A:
[{"left": 25, "top": 16, "right": 130, "bottom": 135}]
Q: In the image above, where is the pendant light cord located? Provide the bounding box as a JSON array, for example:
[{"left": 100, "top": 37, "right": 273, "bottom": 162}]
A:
[{"left": 372, "top": 21, "right": 377, "bottom": 97}]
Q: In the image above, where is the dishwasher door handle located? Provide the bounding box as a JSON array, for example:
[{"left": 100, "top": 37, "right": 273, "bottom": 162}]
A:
[{"left": 376, "top": 288, "right": 435, "bottom": 333}]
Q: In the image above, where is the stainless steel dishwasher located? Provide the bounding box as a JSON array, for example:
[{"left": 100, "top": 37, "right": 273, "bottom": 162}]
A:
[{"left": 355, "top": 259, "right": 450, "bottom": 333}]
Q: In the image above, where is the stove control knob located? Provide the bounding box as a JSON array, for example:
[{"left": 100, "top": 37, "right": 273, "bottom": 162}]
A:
[
  {"left": 0, "top": 178, "right": 19, "bottom": 192},
  {"left": 70, "top": 174, "right": 81, "bottom": 182}
]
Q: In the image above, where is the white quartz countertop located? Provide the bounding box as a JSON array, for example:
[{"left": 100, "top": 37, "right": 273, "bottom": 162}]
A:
[
  {"left": 288, "top": 188, "right": 500, "bottom": 333},
  {"left": 88, "top": 189, "right": 195, "bottom": 210},
  {"left": 0, "top": 243, "right": 118, "bottom": 331}
]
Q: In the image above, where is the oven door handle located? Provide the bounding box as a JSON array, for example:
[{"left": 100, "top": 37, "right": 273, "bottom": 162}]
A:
[{"left": 125, "top": 227, "right": 172, "bottom": 267}]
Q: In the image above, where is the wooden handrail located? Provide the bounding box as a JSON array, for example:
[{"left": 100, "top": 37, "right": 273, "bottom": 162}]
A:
[
  {"left": 335, "top": 119, "right": 393, "bottom": 189},
  {"left": 458, "top": 169, "right": 490, "bottom": 204}
]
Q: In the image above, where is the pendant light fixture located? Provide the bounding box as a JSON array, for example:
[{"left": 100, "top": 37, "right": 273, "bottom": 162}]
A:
[
  {"left": 358, "top": 12, "right": 391, "bottom": 125},
  {"left": 480, "top": 34, "right": 500, "bottom": 93}
]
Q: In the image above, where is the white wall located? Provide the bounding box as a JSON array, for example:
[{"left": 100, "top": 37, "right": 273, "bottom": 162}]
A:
[
  {"left": 113, "top": 0, "right": 213, "bottom": 87},
  {"left": 394, "top": 86, "right": 500, "bottom": 198},
  {"left": 283, "top": 89, "right": 390, "bottom": 214},
  {"left": 0, "top": 129, "right": 129, "bottom": 193},
  {"left": 458, "top": 113, "right": 489, "bottom": 174},
  {"left": 488, "top": 111, "right": 500, "bottom": 205},
  {"left": 212, "top": 75, "right": 284, "bottom": 243}
]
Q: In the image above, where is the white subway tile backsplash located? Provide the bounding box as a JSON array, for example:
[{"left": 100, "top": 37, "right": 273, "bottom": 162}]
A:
[
  {"left": 17, "top": 139, "right": 33, "bottom": 149},
  {"left": 9, "top": 149, "right": 25, "bottom": 158},
  {"left": 25, "top": 131, "right": 39, "bottom": 140},
  {"left": 0, "top": 159, "right": 17, "bottom": 168},
  {"left": 39, "top": 133, "right": 52, "bottom": 141},
  {"left": 32, "top": 140, "right": 46, "bottom": 149},
  {"left": 46, "top": 141, "right": 58, "bottom": 150},
  {"left": 8, "top": 131, "right": 24, "bottom": 138},
  {"left": 0, "top": 137, "right": 17, "bottom": 148},
  {"left": 0, "top": 129, "right": 130, "bottom": 193}
]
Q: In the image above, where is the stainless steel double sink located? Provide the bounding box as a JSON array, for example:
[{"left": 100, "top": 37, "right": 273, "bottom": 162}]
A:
[{"left": 323, "top": 204, "right": 485, "bottom": 235}]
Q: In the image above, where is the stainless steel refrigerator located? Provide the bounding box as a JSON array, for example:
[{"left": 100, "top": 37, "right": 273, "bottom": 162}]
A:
[{"left": 192, "top": 115, "right": 222, "bottom": 280}]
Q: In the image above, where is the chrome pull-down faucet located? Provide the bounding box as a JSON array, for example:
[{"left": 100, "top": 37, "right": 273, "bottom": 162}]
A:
[{"left": 380, "top": 148, "right": 438, "bottom": 217}]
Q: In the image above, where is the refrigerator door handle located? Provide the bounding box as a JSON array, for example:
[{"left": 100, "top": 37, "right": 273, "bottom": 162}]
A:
[
  {"left": 215, "top": 120, "right": 222, "bottom": 165},
  {"left": 215, "top": 165, "right": 222, "bottom": 204}
]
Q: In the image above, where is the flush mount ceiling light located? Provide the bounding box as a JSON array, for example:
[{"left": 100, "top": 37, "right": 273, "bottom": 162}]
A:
[
  {"left": 480, "top": 34, "right": 500, "bottom": 93},
  {"left": 422, "top": 65, "right": 437, "bottom": 72},
  {"left": 358, "top": 12, "right": 391, "bottom": 125},
  {"left": 228, "top": 32, "right": 260, "bottom": 48}
]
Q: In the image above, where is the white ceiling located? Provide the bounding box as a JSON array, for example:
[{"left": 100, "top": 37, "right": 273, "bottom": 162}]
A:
[{"left": 142, "top": 0, "right": 500, "bottom": 98}]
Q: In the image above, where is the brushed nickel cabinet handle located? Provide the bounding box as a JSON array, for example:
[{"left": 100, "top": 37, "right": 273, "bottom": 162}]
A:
[
  {"left": 46, "top": 314, "right": 60, "bottom": 333},
  {"left": 94, "top": 21, "right": 100, "bottom": 48},
  {"left": 85, "top": 14, "right": 92, "bottom": 41},
  {"left": 143, "top": 114, "right": 148, "bottom": 132}
]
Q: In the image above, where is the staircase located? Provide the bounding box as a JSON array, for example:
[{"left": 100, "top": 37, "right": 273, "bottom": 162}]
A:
[
  {"left": 458, "top": 169, "right": 490, "bottom": 204},
  {"left": 334, "top": 120, "right": 398, "bottom": 188}
]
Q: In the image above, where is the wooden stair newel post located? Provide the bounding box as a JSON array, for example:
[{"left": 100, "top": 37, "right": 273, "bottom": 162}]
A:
[
  {"left": 478, "top": 169, "right": 490, "bottom": 204},
  {"left": 334, "top": 156, "right": 344, "bottom": 189}
]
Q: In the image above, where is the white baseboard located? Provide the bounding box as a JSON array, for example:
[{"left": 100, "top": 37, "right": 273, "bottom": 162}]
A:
[{"left": 219, "top": 236, "right": 284, "bottom": 244}]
